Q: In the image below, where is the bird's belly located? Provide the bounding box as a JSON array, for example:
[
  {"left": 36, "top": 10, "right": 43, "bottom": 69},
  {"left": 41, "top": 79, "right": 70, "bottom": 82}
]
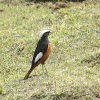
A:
[{"left": 40, "top": 43, "right": 51, "bottom": 63}]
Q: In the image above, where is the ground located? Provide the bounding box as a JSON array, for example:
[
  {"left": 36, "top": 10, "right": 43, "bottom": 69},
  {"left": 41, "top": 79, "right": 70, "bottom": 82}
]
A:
[{"left": 0, "top": 0, "right": 100, "bottom": 100}]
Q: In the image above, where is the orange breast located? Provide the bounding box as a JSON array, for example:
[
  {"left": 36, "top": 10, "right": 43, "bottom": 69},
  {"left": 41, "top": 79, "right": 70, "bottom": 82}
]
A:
[{"left": 40, "top": 43, "right": 51, "bottom": 63}]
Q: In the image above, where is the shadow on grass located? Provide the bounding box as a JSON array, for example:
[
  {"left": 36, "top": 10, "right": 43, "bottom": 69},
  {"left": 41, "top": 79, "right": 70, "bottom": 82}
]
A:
[
  {"left": 30, "top": 90, "right": 100, "bottom": 100},
  {"left": 81, "top": 53, "right": 100, "bottom": 67},
  {"left": 26, "top": 0, "right": 85, "bottom": 3},
  {"left": 20, "top": 73, "right": 50, "bottom": 81}
]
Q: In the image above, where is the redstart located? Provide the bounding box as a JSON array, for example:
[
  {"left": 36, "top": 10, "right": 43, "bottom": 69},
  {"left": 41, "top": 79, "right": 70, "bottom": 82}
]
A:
[{"left": 24, "top": 30, "right": 51, "bottom": 79}]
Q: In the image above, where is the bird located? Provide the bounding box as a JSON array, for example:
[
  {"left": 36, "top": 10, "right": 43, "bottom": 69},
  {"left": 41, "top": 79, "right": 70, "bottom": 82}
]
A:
[{"left": 24, "top": 30, "right": 51, "bottom": 79}]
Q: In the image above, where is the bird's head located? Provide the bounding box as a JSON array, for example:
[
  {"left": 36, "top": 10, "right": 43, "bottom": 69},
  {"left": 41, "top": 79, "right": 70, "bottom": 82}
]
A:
[{"left": 39, "top": 30, "right": 51, "bottom": 40}]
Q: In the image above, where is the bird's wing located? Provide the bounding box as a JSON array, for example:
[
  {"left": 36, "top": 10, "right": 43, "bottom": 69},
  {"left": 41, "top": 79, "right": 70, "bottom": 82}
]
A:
[
  {"left": 34, "top": 52, "right": 43, "bottom": 63},
  {"left": 32, "top": 42, "right": 48, "bottom": 64}
]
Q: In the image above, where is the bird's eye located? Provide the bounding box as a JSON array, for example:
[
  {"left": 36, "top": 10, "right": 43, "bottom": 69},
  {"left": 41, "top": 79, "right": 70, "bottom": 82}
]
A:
[{"left": 45, "top": 32, "right": 49, "bottom": 34}]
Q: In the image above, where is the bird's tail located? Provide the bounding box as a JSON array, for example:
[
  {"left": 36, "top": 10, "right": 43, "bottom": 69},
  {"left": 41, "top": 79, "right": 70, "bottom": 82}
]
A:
[
  {"left": 24, "top": 68, "right": 34, "bottom": 80},
  {"left": 24, "top": 62, "right": 40, "bottom": 79}
]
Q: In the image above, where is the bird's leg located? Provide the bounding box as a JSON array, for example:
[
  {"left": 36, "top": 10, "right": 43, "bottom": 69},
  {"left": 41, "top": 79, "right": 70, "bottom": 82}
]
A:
[
  {"left": 42, "top": 63, "right": 48, "bottom": 74},
  {"left": 42, "top": 64, "right": 45, "bottom": 73},
  {"left": 44, "top": 64, "right": 48, "bottom": 74}
]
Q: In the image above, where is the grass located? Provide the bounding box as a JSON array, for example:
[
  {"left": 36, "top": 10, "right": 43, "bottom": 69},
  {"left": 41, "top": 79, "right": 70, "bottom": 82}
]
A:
[{"left": 0, "top": 1, "right": 100, "bottom": 99}]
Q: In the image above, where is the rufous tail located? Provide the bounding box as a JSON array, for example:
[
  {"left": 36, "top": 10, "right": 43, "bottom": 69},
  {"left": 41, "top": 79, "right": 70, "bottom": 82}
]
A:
[
  {"left": 24, "top": 62, "right": 40, "bottom": 79},
  {"left": 24, "top": 68, "right": 33, "bottom": 80}
]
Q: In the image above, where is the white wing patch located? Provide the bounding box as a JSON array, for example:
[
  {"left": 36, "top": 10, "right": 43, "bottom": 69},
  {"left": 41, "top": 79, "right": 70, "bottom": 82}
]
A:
[{"left": 34, "top": 52, "right": 43, "bottom": 63}]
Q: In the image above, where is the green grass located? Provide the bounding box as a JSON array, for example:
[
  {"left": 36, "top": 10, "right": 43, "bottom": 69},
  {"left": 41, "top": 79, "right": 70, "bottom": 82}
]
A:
[{"left": 0, "top": 1, "right": 100, "bottom": 100}]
